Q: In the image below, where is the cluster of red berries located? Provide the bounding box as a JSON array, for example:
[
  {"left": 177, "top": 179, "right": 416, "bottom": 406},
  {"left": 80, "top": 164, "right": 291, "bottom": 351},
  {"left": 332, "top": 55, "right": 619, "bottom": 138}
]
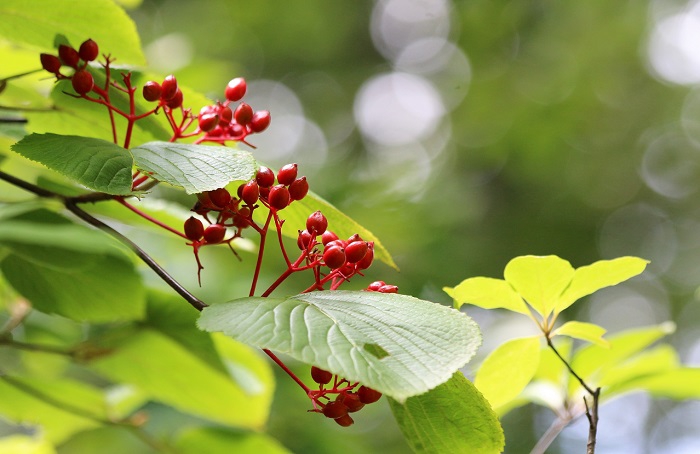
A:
[
  {"left": 40, "top": 38, "right": 99, "bottom": 95},
  {"left": 309, "top": 366, "right": 382, "bottom": 427},
  {"left": 141, "top": 75, "right": 184, "bottom": 109}
]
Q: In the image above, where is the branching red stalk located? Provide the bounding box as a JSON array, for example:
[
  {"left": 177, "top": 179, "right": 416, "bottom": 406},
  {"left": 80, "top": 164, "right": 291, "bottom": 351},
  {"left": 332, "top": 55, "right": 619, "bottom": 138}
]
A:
[{"left": 116, "top": 197, "right": 188, "bottom": 239}]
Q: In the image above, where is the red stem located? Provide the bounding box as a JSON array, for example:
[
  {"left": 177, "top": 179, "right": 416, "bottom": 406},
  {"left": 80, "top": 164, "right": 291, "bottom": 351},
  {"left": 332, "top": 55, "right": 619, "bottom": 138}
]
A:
[
  {"left": 263, "top": 349, "right": 310, "bottom": 393},
  {"left": 249, "top": 211, "right": 274, "bottom": 296},
  {"left": 116, "top": 197, "right": 188, "bottom": 239}
]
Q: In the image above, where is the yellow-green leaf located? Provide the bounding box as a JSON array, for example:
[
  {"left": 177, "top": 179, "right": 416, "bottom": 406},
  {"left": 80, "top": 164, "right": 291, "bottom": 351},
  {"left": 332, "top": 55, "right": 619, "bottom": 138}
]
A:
[
  {"left": 552, "top": 321, "right": 609, "bottom": 347},
  {"left": 503, "top": 255, "right": 574, "bottom": 317},
  {"left": 445, "top": 277, "right": 530, "bottom": 315}
]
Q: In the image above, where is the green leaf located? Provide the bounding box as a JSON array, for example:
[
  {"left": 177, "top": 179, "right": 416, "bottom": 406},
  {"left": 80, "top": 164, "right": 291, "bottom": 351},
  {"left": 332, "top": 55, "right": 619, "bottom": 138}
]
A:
[
  {"left": 197, "top": 290, "right": 481, "bottom": 403},
  {"left": 605, "top": 368, "right": 700, "bottom": 400},
  {"left": 131, "top": 142, "right": 257, "bottom": 194},
  {"left": 555, "top": 257, "right": 648, "bottom": 314},
  {"left": 552, "top": 321, "right": 609, "bottom": 347},
  {"left": 176, "top": 427, "right": 291, "bottom": 454},
  {"left": 503, "top": 255, "right": 574, "bottom": 317},
  {"left": 88, "top": 329, "right": 271, "bottom": 429},
  {"left": 445, "top": 276, "right": 530, "bottom": 315},
  {"left": 0, "top": 0, "right": 145, "bottom": 65},
  {"left": 0, "top": 435, "right": 56, "bottom": 454},
  {"left": 600, "top": 345, "right": 679, "bottom": 393},
  {"left": 474, "top": 336, "right": 541, "bottom": 410},
  {"left": 11, "top": 133, "right": 133, "bottom": 194},
  {"left": 388, "top": 372, "right": 504, "bottom": 454}
]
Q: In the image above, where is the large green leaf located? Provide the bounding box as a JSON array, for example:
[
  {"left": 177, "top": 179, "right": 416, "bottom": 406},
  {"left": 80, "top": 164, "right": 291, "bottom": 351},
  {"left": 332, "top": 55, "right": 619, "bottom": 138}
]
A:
[
  {"left": 552, "top": 321, "right": 608, "bottom": 347},
  {"left": 445, "top": 276, "right": 530, "bottom": 315},
  {"left": 599, "top": 345, "right": 679, "bottom": 394},
  {"left": 0, "top": 435, "right": 55, "bottom": 454},
  {"left": 474, "top": 336, "right": 542, "bottom": 410},
  {"left": 0, "top": 0, "right": 145, "bottom": 65},
  {"left": 176, "top": 427, "right": 291, "bottom": 454},
  {"left": 88, "top": 329, "right": 271, "bottom": 429},
  {"left": 11, "top": 133, "right": 134, "bottom": 194},
  {"left": 197, "top": 290, "right": 481, "bottom": 403},
  {"left": 131, "top": 142, "right": 257, "bottom": 194},
  {"left": 503, "top": 255, "right": 574, "bottom": 317},
  {"left": 605, "top": 368, "right": 700, "bottom": 400},
  {"left": 389, "top": 372, "right": 504, "bottom": 454}
]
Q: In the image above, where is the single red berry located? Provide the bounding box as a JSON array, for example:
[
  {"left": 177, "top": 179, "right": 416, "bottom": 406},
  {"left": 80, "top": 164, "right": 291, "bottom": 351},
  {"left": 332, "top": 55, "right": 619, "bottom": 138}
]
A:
[
  {"left": 203, "top": 224, "right": 226, "bottom": 244},
  {"left": 347, "top": 233, "right": 362, "bottom": 243},
  {"left": 357, "top": 243, "right": 374, "bottom": 270},
  {"left": 323, "top": 246, "right": 346, "bottom": 269},
  {"left": 231, "top": 123, "right": 246, "bottom": 138},
  {"left": 297, "top": 229, "right": 314, "bottom": 250},
  {"left": 225, "top": 77, "right": 247, "bottom": 102},
  {"left": 78, "top": 38, "right": 99, "bottom": 62},
  {"left": 322, "top": 400, "right": 348, "bottom": 420},
  {"left": 58, "top": 44, "right": 79, "bottom": 68},
  {"left": 161, "top": 75, "right": 178, "bottom": 101},
  {"left": 378, "top": 284, "right": 398, "bottom": 293},
  {"left": 219, "top": 105, "right": 233, "bottom": 124},
  {"left": 40, "top": 54, "right": 61, "bottom": 74},
  {"left": 256, "top": 166, "right": 275, "bottom": 188},
  {"left": 208, "top": 188, "right": 231, "bottom": 208},
  {"left": 234, "top": 102, "right": 254, "bottom": 125},
  {"left": 334, "top": 414, "right": 354, "bottom": 427},
  {"left": 166, "top": 89, "right": 183, "bottom": 109},
  {"left": 259, "top": 186, "right": 270, "bottom": 199},
  {"left": 341, "top": 393, "right": 365, "bottom": 413},
  {"left": 310, "top": 366, "right": 333, "bottom": 385},
  {"left": 277, "top": 163, "right": 298, "bottom": 186},
  {"left": 357, "top": 386, "right": 382, "bottom": 404},
  {"left": 321, "top": 230, "right": 339, "bottom": 246},
  {"left": 250, "top": 110, "right": 271, "bottom": 133},
  {"left": 196, "top": 192, "right": 217, "bottom": 210},
  {"left": 289, "top": 177, "right": 309, "bottom": 201},
  {"left": 306, "top": 211, "right": 328, "bottom": 236},
  {"left": 367, "top": 280, "right": 385, "bottom": 292},
  {"left": 198, "top": 112, "right": 219, "bottom": 132},
  {"left": 184, "top": 216, "right": 204, "bottom": 241},
  {"left": 268, "top": 185, "right": 290, "bottom": 210},
  {"left": 344, "top": 241, "right": 368, "bottom": 263},
  {"left": 142, "top": 81, "right": 162, "bottom": 102},
  {"left": 241, "top": 181, "right": 260, "bottom": 205},
  {"left": 325, "top": 239, "right": 346, "bottom": 250},
  {"left": 71, "top": 70, "right": 94, "bottom": 95}
]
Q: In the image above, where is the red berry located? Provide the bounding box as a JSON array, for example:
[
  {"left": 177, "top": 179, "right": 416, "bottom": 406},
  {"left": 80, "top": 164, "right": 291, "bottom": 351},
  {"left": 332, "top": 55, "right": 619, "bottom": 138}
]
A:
[
  {"left": 323, "top": 246, "right": 346, "bottom": 269},
  {"left": 40, "top": 54, "right": 61, "bottom": 74},
  {"left": 322, "top": 400, "right": 348, "bottom": 419},
  {"left": 231, "top": 123, "right": 246, "bottom": 138},
  {"left": 297, "top": 229, "right": 314, "bottom": 250},
  {"left": 241, "top": 181, "right": 260, "bottom": 205},
  {"left": 325, "top": 239, "right": 346, "bottom": 250},
  {"left": 306, "top": 211, "right": 328, "bottom": 236},
  {"left": 345, "top": 241, "right": 368, "bottom": 263},
  {"left": 341, "top": 393, "right": 365, "bottom": 413},
  {"left": 166, "top": 89, "right": 183, "bottom": 109},
  {"left": 161, "top": 75, "right": 178, "bottom": 100},
  {"left": 142, "top": 81, "right": 162, "bottom": 102},
  {"left": 184, "top": 216, "right": 204, "bottom": 241},
  {"left": 310, "top": 366, "right": 333, "bottom": 385},
  {"left": 58, "top": 44, "right": 79, "bottom": 68},
  {"left": 268, "top": 185, "right": 290, "bottom": 210},
  {"left": 259, "top": 186, "right": 270, "bottom": 199},
  {"left": 196, "top": 192, "right": 217, "bottom": 210},
  {"left": 347, "top": 233, "right": 362, "bottom": 243},
  {"left": 198, "top": 108, "right": 220, "bottom": 132},
  {"left": 71, "top": 70, "right": 94, "bottom": 95},
  {"left": 208, "top": 188, "right": 231, "bottom": 208},
  {"left": 256, "top": 166, "right": 275, "bottom": 188},
  {"left": 203, "top": 224, "right": 226, "bottom": 244},
  {"left": 367, "top": 280, "right": 385, "bottom": 292},
  {"left": 250, "top": 110, "right": 271, "bottom": 133},
  {"left": 234, "top": 102, "right": 253, "bottom": 125},
  {"left": 321, "top": 230, "right": 339, "bottom": 246},
  {"left": 357, "top": 386, "right": 382, "bottom": 404},
  {"left": 357, "top": 243, "right": 374, "bottom": 270},
  {"left": 219, "top": 106, "right": 233, "bottom": 124},
  {"left": 334, "top": 414, "right": 354, "bottom": 427},
  {"left": 289, "top": 177, "right": 309, "bottom": 201},
  {"left": 78, "top": 38, "right": 99, "bottom": 62},
  {"left": 277, "top": 163, "right": 298, "bottom": 186},
  {"left": 225, "top": 77, "right": 247, "bottom": 102},
  {"left": 378, "top": 284, "right": 398, "bottom": 293}
]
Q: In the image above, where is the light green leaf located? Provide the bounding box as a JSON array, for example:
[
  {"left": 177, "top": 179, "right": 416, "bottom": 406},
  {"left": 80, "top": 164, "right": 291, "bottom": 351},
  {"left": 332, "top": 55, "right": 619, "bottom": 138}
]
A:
[
  {"left": 474, "top": 336, "right": 542, "bottom": 410},
  {"left": 88, "top": 329, "right": 270, "bottom": 429},
  {"left": 0, "top": 435, "right": 56, "bottom": 454},
  {"left": 197, "top": 290, "right": 481, "bottom": 403},
  {"left": 176, "top": 427, "right": 291, "bottom": 454},
  {"left": 534, "top": 337, "right": 572, "bottom": 384},
  {"left": 0, "top": 0, "right": 145, "bottom": 65},
  {"left": 445, "top": 276, "right": 530, "bottom": 315},
  {"left": 11, "top": 133, "right": 134, "bottom": 194},
  {"left": 600, "top": 345, "right": 679, "bottom": 393},
  {"left": 388, "top": 372, "right": 504, "bottom": 454},
  {"left": 605, "top": 368, "right": 700, "bottom": 400},
  {"left": 131, "top": 142, "right": 256, "bottom": 194},
  {"left": 555, "top": 257, "right": 648, "bottom": 314},
  {"left": 504, "top": 255, "right": 574, "bottom": 317},
  {"left": 552, "top": 321, "right": 609, "bottom": 347}
]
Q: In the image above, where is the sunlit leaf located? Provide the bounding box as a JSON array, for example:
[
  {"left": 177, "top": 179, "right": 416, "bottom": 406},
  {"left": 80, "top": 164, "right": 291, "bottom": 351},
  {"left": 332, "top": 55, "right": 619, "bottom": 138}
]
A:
[
  {"left": 600, "top": 345, "right": 679, "bottom": 395},
  {"left": 197, "top": 290, "right": 481, "bottom": 403},
  {"left": 474, "top": 335, "right": 541, "bottom": 410},
  {"left": 503, "top": 255, "right": 574, "bottom": 317},
  {"left": 555, "top": 257, "right": 648, "bottom": 314},
  {"left": 605, "top": 368, "right": 700, "bottom": 400},
  {"left": 389, "top": 372, "right": 504, "bottom": 454},
  {"left": 11, "top": 133, "right": 133, "bottom": 195},
  {"left": 552, "top": 321, "right": 609, "bottom": 347},
  {"left": 445, "top": 276, "right": 529, "bottom": 315},
  {"left": 176, "top": 427, "right": 291, "bottom": 454},
  {"left": 131, "top": 142, "right": 256, "bottom": 194},
  {"left": 0, "top": 435, "right": 56, "bottom": 454}
]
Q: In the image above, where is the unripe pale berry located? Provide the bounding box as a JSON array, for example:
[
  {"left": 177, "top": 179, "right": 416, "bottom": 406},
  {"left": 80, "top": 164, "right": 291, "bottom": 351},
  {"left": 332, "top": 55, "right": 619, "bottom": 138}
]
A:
[
  {"left": 234, "top": 102, "right": 253, "bottom": 125},
  {"left": 323, "top": 246, "right": 346, "bottom": 269},
  {"left": 241, "top": 181, "right": 260, "bottom": 205},
  {"left": 203, "top": 224, "right": 226, "bottom": 244},
  {"left": 277, "top": 163, "right": 298, "bottom": 186},
  {"left": 71, "top": 70, "right": 94, "bottom": 95},
  {"left": 78, "top": 38, "right": 99, "bottom": 62},
  {"left": 306, "top": 211, "right": 328, "bottom": 236},
  {"left": 208, "top": 188, "right": 231, "bottom": 208},
  {"left": 310, "top": 366, "right": 333, "bottom": 385},
  {"left": 58, "top": 44, "right": 79, "bottom": 68},
  {"left": 289, "top": 177, "right": 309, "bottom": 201},
  {"left": 225, "top": 77, "right": 247, "bottom": 102},
  {"left": 268, "top": 184, "right": 290, "bottom": 210},
  {"left": 256, "top": 166, "right": 275, "bottom": 188},
  {"left": 184, "top": 216, "right": 204, "bottom": 241},
  {"left": 161, "top": 75, "right": 178, "bottom": 101},
  {"left": 142, "top": 81, "right": 162, "bottom": 102},
  {"left": 40, "top": 54, "right": 61, "bottom": 74},
  {"left": 357, "top": 386, "right": 382, "bottom": 404},
  {"left": 345, "top": 241, "right": 368, "bottom": 263},
  {"left": 250, "top": 110, "right": 271, "bottom": 133}
]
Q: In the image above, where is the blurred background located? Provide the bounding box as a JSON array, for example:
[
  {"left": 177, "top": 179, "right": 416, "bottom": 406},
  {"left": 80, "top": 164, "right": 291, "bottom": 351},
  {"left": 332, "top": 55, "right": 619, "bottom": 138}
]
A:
[{"left": 116, "top": 0, "right": 700, "bottom": 452}]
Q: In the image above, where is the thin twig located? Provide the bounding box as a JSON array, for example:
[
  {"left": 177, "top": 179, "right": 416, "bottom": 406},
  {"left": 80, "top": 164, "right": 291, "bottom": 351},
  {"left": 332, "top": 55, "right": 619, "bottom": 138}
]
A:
[{"left": 530, "top": 414, "right": 573, "bottom": 454}]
